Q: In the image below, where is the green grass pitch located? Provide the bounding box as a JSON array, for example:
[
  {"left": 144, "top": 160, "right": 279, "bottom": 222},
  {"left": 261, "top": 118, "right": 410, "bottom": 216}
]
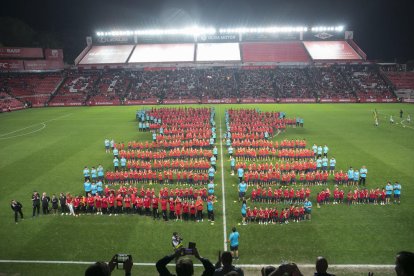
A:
[{"left": 0, "top": 104, "right": 413, "bottom": 275}]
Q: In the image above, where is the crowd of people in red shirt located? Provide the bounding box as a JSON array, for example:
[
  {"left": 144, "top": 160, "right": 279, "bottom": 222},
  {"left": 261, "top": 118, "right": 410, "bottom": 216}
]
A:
[{"left": 244, "top": 205, "right": 306, "bottom": 225}]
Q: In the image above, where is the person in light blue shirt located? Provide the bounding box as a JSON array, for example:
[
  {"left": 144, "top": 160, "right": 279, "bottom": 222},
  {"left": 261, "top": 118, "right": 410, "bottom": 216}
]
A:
[
  {"left": 237, "top": 167, "right": 244, "bottom": 183},
  {"left": 359, "top": 166, "right": 368, "bottom": 186},
  {"left": 385, "top": 182, "right": 393, "bottom": 204},
  {"left": 138, "top": 122, "right": 143, "bottom": 132},
  {"left": 347, "top": 167, "right": 354, "bottom": 185},
  {"left": 113, "top": 147, "right": 119, "bottom": 158},
  {"left": 238, "top": 181, "right": 247, "bottom": 201},
  {"left": 210, "top": 156, "right": 217, "bottom": 171},
  {"left": 208, "top": 181, "right": 215, "bottom": 196},
  {"left": 113, "top": 157, "right": 119, "bottom": 171},
  {"left": 91, "top": 182, "right": 97, "bottom": 195},
  {"left": 393, "top": 181, "right": 401, "bottom": 204},
  {"left": 230, "top": 157, "right": 236, "bottom": 175},
  {"left": 120, "top": 157, "right": 127, "bottom": 170},
  {"left": 329, "top": 157, "right": 336, "bottom": 175},
  {"left": 159, "top": 127, "right": 164, "bottom": 135},
  {"left": 323, "top": 145, "right": 329, "bottom": 157},
  {"left": 317, "top": 146, "right": 323, "bottom": 158},
  {"left": 241, "top": 200, "right": 247, "bottom": 225},
  {"left": 96, "top": 180, "right": 103, "bottom": 195},
  {"left": 264, "top": 131, "right": 269, "bottom": 140},
  {"left": 296, "top": 117, "right": 300, "bottom": 127},
  {"left": 226, "top": 138, "right": 231, "bottom": 147},
  {"left": 84, "top": 180, "right": 91, "bottom": 197},
  {"left": 104, "top": 139, "right": 110, "bottom": 153},
  {"left": 304, "top": 198, "right": 312, "bottom": 220},
  {"left": 213, "top": 146, "right": 218, "bottom": 160},
  {"left": 83, "top": 166, "right": 90, "bottom": 181},
  {"left": 299, "top": 118, "right": 304, "bottom": 127},
  {"left": 208, "top": 166, "right": 215, "bottom": 181},
  {"left": 152, "top": 132, "right": 157, "bottom": 142},
  {"left": 212, "top": 132, "right": 216, "bottom": 142},
  {"left": 228, "top": 145, "right": 234, "bottom": 158},
  {"left": 228, "top": 227, "right": 240, "bottom": 260},
  {"left": 312, "top": 144, "right": 318, "bottom": 154},
  {"left": 97, "top": 165, "right": 104, "bottom": 181},
  {"left": 353, "top": 170, "right": 359, "bottom": 183},
  {"left": 91, "top": 167, "right": 97, "bottom": 181},
  {"left": 110, "top": 139, "right": 114, "bottom": 150},
  {"left": 207, "top": 198, "right": 215, "bottom": 223},
  {"left": 322, "top": 157, "right": 328, "bottom": 171},
  {"left": 210, "top": 137, "right": 214, "bottom": 147},
  {"left": 316, "top": 158, "right": 322, "bottom": 171}
]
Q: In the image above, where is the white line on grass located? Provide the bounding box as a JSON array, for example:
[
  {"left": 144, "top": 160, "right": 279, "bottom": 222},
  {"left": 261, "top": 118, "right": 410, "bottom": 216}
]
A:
[
  {"left": 219, "top": 113, "right": 228, "bottom": 251},
  {"left": 0, "top": 123, "right": 46, "bottom": 140},
  {"left": 0, "top": 113, "right": 72, "bottom": 138},
  {"left": 0, "top": 260, "right": 395, "bottom": 269}
]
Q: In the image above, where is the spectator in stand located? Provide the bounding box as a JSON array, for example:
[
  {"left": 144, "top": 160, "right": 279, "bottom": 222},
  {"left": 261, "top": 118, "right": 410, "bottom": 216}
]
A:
[
  {"left": 214, "top": 251, "right": 244, "bottom": 276},
  {"left": 85, "top": 254, "right": 133, "bottom": 276},
  {"left": 156, "top": 247, "right": 215, "bottom": 276},
  {"left": 314, "top": 256, "right": 335, "bottom": 276},
  {"left": 395, "top": 251, "right": 414, "bottom": 276}
]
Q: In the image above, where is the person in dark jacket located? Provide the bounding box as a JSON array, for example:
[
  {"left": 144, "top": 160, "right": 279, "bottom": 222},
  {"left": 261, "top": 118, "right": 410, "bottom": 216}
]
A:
[
  {"left": 59, "top": 192, "right": 67, "bottom": 214},
  {"left": 41, "top": 192, "right": 50, "bottom": 215},
  {"left": 32, "top": 191, "right": 40, "bottom": 217},
  {"left": 11, "top": 200, "right": 23, "bottom": 223}
]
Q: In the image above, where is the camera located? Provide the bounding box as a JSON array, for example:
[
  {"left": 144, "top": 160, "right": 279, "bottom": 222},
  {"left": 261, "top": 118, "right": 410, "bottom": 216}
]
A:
[
  {"left": 115, "top": 253, "right": 131, "bottom": 269},
  {"left": 184, "top": 242, "right": 196, "bottom": 255}
]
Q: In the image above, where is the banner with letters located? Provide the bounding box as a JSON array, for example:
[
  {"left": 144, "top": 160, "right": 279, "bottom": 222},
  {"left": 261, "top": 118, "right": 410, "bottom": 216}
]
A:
[
  {"left": 24, "top": 60, "right": 64, "bottom": 71},
  {"left": 0, "top": 60, "right": 25, "bottom": 71},
  {"left": 0, "top": 47, "right": 44, "bottom": 58}
]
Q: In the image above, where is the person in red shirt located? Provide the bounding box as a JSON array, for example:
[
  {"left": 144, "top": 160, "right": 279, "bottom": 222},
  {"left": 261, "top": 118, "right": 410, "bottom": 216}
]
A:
[
  {"left": 293, "top": 206, "right": 300, "bottom": 222},
  {"left": 108, "top": 194, "right": 115, "bottom": 216},
  {"left": 115, "top": 193, "right": 123, "bottom": 215},
  {"left": 189, "top": 200, "right": 196, "bottom": 221},
  {"left": 124, "top": 194, "right": 132, "bottom": 214},
  {"left": 135, "top": 196, "right": 143, "bottom": 215},
  {"left": 86, "top": 193, "right": 95, "bottom": 214},
  {"left": 152, "top": 195, "right": 159, "bottom": 220},
  {"left": 161, "top": 197, "right": 168, "bottom": 221},
  {"left": 195, "top": 196, "right": 204, "bottom": 222},
  {"left": 101, "top": 195, "right": 108, "bottom": 215},
  {"left": 143, "top": 196, "right": 151, "bottom": 216},
  {"left": 168, "top": 198, "right": 175, "bottom": 220},
  {"left": 182, "top": 200, "right": 189, "bottom": 221},
  {"left": 175, "top": 198, "right": 182, "bottom": 221}
]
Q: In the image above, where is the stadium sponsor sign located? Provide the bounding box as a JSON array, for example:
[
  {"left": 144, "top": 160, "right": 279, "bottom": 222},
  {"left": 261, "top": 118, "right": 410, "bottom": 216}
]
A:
[
  {"left": 320, "top": 98, "right": 357, "bottom": 103},
  {"left": 163, "top": 99, "right": 199, "bottom": 104},
  {"left": 94, "top": 36, "right": 134, "bottom": 45},
  {"left": 0, "top": 60, "right": 25, "bottom": 71},
  {"left": 201, "top": 98, "right": 238, "bottom": 104},
  {"left": 24, "top": 60, "right": 64, "bottom": 70},
  {"left": 89, "top": 100, "right": 120, "bottom": 106},
  {"left": 0, "top": 47, "right": 44, "bottom": 58},
  {"left": 49, "top": 102, "right": 83, "bottom": 107},
  {"left": 242, "top": 32, "right": 300, "bottom": 42},
  {"left": 125, "top": 99, "right": 158, "bottom": 105},
  {"left": 197, "top": 34, "right": 239, "bottom": 43},
  {"left": 137, "top": 35, "right": 194, "bottom": 44},
  {"left": 280, "top": 98, "right": 316, "bottom": 103},
  {"left": 360, "top": 98, "right": 397, "bottom": 103},
  {"left": 303, "top": 32, "right": 343, "bottom": 41},
  {"left": 44, "top": 49, "right": 64, "bottom": 60},
  {"left": 241, "top": 98, "right": 276, "bottom": 103}
]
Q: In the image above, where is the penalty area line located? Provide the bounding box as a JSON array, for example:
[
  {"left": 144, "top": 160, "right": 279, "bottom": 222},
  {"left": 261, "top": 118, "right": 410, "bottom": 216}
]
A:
[{"left": 0, "top": 260, "right": 395, "bottom": 269}]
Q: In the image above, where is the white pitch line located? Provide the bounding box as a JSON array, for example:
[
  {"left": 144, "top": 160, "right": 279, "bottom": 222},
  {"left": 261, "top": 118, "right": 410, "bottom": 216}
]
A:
[
  {"left": 0, "top": 123, "right": 46, "bottom": 140},
  {"left": 219, "top": 112, "right": 228, "bottom": 251},
  {"left": 0, "top": 260, "right": 395, "bottom": 269},
  {"left": 0, "top": 113, "right": 72, "bottom": 137}
]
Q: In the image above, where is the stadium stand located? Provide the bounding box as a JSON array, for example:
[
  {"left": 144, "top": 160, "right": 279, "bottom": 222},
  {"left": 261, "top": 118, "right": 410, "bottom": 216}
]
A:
[
  {"left": 241, "top": 42, "right": 310, "bottom": 63},
  {"left": 199, "top": 68, "right": 237, "bottom": 99},
  {"left": 310, "top": 66, "right": 354, "bottom": 99},
  {"left": 0, "top": 92, "right": 24, "bottom": 111},
  {"left": 342, "top": 65, "right": 394, "bottom": 100},
  {"left": 385, "top": 72, "right": 414, "bottom": 90},
  {"left": 273, "top": 68, "right": 314, "bottom": 98},
  {"left": 0, "top": 73, "right": 63, "bottom": 106},
  {"left": 49, "top": 71, "right": 100, "bottom": 106},
  {"left": 236, "top": 68, "right": 277, "bottom": 98}
]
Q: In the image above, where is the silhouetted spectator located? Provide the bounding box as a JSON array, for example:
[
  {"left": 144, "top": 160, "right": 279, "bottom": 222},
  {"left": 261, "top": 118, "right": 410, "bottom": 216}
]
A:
[{"left": 314, "top": 256, "right": 335, "bottom": 276}]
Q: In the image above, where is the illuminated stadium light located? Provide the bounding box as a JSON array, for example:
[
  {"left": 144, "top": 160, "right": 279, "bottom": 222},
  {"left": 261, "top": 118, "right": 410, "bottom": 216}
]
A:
[
  {"left": 311, "top": 25, "right": 345, "bottom": 32},
  {"left": 218, "top": 26, "right": 308, "bottom": 34},
  {"left": 96, "top": 26, "right": 216, "bottom": 37}
]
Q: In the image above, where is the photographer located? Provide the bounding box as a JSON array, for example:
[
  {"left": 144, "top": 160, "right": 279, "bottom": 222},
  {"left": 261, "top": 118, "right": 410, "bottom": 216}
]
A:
[
  {"left": 85, "top": 254, "right": 133, "bottom": 276},
  {"left": 156, "top": 247, "right": 215, "bottom": 276},
  {"left": 10, "top": 200, "right": 23, "bottom": 223}
]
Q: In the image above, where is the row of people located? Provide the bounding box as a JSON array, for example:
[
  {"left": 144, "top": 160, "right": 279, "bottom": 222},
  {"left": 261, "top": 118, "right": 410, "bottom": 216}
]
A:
[
  {"left": 235, "top": 159, "right": 336, "bottom": 173},
  {"left": 228, "top": 138, "right": 306, "bottom": 149},
  {"left": 236, "top": 170, "right": 331, "bottom": 186},
  {"left": 233, "top": 148, "right": 315, "bottom": 160},
  {"left": 115, "top": 148, "right": 213, "bottom": 160}
]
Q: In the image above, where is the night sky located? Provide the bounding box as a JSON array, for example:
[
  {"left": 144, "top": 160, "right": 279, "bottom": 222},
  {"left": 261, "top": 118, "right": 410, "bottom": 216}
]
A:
[{"left": 1, "top": 0, "right": 413, "bottom": 63}]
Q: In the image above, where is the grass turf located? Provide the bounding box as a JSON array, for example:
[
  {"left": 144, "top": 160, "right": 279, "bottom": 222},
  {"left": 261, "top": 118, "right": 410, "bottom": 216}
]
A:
[{"left": 0, "top": 104, "right": 413, "bottom": 274}]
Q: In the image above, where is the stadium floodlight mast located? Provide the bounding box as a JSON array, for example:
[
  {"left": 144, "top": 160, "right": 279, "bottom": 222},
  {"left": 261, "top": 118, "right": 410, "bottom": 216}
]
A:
[{"left": 96, "top": 26, "right": 216, "bottom": 37}]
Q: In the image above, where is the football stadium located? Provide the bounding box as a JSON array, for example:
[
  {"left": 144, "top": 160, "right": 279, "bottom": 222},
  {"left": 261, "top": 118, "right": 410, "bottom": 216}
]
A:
[{"left": 1, "top": 1, "right": 414, "bottom": 275}]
